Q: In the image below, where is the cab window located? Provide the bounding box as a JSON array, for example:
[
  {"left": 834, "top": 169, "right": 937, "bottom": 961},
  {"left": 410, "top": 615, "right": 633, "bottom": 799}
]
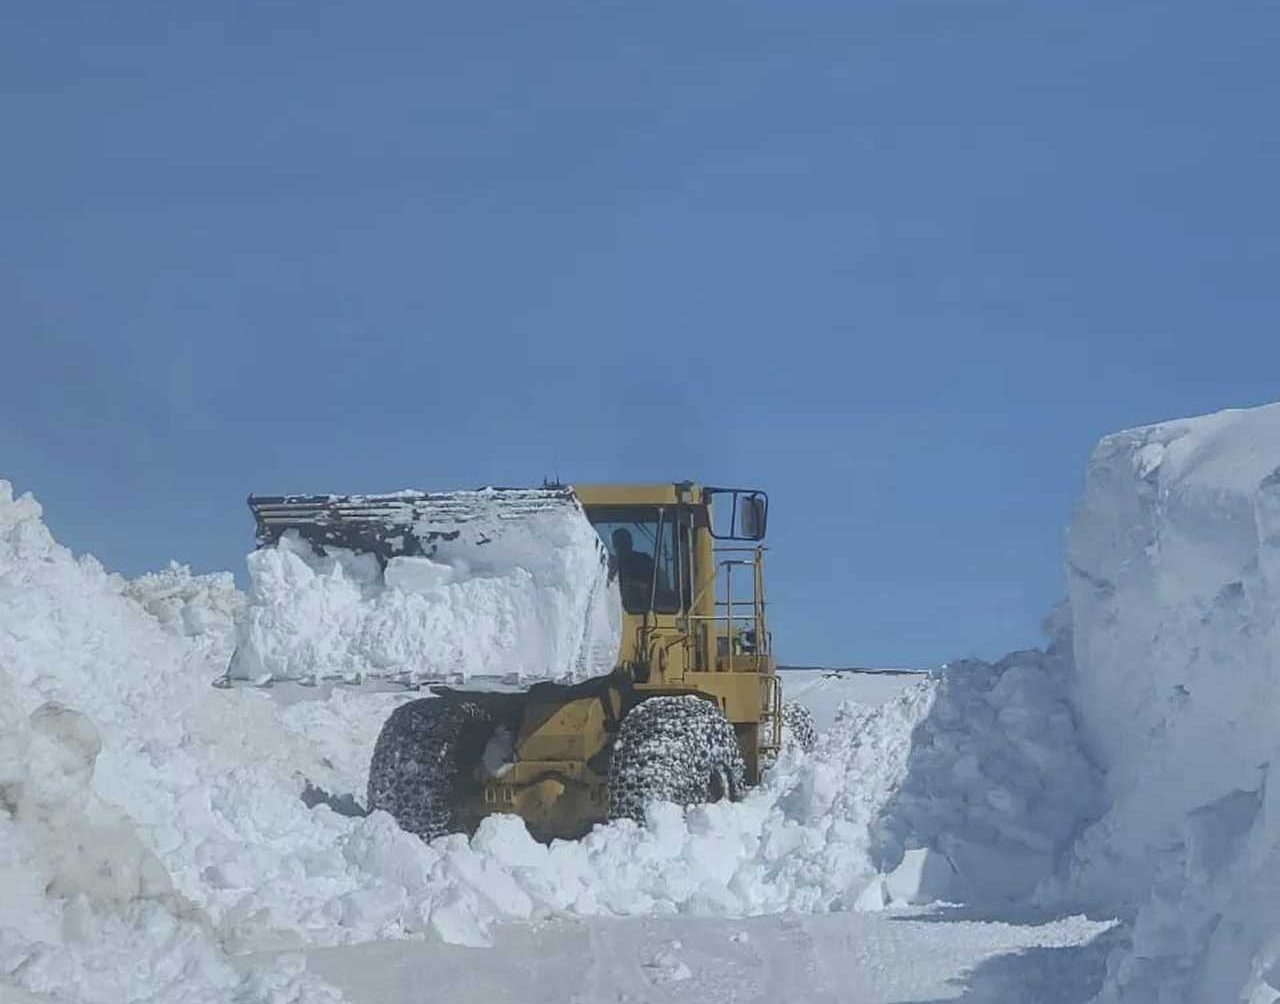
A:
[{"left": 588, "top": 506, "right": 683, "bottom": 614}]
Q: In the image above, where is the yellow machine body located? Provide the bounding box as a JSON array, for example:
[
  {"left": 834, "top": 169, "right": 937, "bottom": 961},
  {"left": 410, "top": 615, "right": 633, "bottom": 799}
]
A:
[{"left": 453, "top": 481, "right": 781, "bottom": 840}]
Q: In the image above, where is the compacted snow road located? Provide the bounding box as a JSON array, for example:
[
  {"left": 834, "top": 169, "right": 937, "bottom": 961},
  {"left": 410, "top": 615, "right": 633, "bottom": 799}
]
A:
[{"left": 295, "top": 910, "right": 1115, "bottom": 1004}]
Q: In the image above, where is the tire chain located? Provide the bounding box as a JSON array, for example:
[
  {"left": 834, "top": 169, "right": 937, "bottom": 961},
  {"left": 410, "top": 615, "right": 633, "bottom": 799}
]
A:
[
  {"left": 781, "top": 701, "right": 818, "bottom": 753},
  {"left": 607, "top": 696, "right": 746, "bottom": 823},
  {"left": 366, "top": 698, "right": 488, "bottom": 841}
]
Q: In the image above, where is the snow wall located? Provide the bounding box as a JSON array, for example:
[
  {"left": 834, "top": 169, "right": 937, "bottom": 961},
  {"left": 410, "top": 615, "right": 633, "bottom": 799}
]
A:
[{"left": 1060, "top": 402, "right": 1280, "bottom": 1003}]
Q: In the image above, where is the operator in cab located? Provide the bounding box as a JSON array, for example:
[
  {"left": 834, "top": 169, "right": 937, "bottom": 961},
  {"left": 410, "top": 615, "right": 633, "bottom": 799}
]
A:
[{"left": 611, "top": 528, "right": 657, "bottom": 610}]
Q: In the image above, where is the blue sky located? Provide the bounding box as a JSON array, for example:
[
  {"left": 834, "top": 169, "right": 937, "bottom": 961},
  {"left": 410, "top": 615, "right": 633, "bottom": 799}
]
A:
[{"left": 3, "top": 2, "right": 1278, "bottom": 667}]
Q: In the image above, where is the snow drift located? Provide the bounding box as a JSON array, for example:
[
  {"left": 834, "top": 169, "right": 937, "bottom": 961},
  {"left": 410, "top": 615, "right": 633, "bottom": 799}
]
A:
[
  {"left": 0, "top": 484, "right": 339, "bottom": 1003},
  {"left": 866, "top": 637, "right": 1100, "bottom": 908},
  {"left": 1059, "top": 403, "right": 1280, "bottom": 1003}
]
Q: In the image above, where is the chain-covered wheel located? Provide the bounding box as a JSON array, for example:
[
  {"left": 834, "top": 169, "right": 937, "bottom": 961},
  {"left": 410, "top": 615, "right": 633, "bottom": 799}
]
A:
[
  {"left": 607, "top": 695, "right": 746, "bottom": 822},
  {"left": 366, "top": 698, "right": 489, "bottom": 841},
  {"left": 781, "top": 701, "right": 818, "bottom": 753}
]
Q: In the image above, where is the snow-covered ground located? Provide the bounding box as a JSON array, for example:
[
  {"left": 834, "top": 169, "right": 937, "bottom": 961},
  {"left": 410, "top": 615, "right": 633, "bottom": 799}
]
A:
[
  {"left": 293, "top": 908, "right": 1115, "bottom": 1004},
  {"left": 5, "top": 400, "right": 1280, "bottom": 1003}
]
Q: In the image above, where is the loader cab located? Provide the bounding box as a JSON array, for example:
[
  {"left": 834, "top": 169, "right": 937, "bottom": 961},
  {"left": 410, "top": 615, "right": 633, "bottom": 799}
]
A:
[{"left": 575, "top": 482, "right": 772, "bottom": 683}]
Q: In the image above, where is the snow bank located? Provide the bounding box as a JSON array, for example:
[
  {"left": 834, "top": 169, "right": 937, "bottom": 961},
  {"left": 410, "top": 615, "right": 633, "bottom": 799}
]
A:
[
  {"left": 127, "top": 560, "right": 246, "bottom": 638},
  {"left": 229, "top": 498, "right": 620, "bottom": 684},
  {"left": 865, "top": 636, "right": 1100, "bottom": 908},
  {"left": 1059, "top": 403, "right": 1280, "bottom": 1002},
  {"left": 0, "top": 483, "right": 338, "bottom": 1003}
]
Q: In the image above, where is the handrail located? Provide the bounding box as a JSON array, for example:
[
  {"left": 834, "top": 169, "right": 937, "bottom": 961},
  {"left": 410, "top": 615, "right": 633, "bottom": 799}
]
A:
[{"left": 700, "top": 546, "right": 771, "bottom": 669}]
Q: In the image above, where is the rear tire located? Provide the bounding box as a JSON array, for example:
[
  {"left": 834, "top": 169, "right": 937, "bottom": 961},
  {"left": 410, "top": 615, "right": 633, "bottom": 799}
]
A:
[
  {"left": 607, "top": 696, "right": 746, "bottom": 822},
  {"left": 366, "top": 698, "right": 489, "bottom": 841},
  {"left": 761, "top": 700, "right": 819, "bottom": 772},
  {"left": 781, "top": 701, "right": 818, "bottom": 753}
]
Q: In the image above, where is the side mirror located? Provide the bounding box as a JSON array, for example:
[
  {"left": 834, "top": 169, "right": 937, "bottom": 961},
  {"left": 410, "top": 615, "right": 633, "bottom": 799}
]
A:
[
  {"left": 708, "top": 488, "right": 768, "bottom": 540},
  {"left": 740, "top": 495, "right": 765, "bottom": 539}
]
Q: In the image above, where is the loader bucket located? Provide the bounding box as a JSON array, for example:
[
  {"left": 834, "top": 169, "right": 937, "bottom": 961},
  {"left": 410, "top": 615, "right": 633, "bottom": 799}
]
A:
[{"left": 247, "top": 486, "right": 582, "bottom": 563}]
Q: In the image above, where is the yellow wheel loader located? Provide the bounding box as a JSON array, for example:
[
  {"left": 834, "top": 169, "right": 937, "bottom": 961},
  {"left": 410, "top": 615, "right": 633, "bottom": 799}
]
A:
[{"left": 247, "top": 482, "right": 799, "bottom": 842}]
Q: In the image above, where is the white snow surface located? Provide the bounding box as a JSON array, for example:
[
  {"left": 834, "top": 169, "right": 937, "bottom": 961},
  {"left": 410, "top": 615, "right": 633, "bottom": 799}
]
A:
[
  {"left": 228, "top": 494, "right": 621, "bottom": 685},
  {"left": 0, "top": 484, "right": 340, "bottom": 1003},
  {"left": 868, "top": 644, "right": 1100, "bottom": 909},
  {"left": 299, "top": 910, "right": 1116, "bottom": 1004},
  {"left": 1, "top": 474, "right": 1109, "bottom": 1003},
  {"left": 30, "top": 396, "right": 1280, "bottom": 1004},
  {"left": 1058, "top": 402, "right": 1280, "bottom": 1003}
]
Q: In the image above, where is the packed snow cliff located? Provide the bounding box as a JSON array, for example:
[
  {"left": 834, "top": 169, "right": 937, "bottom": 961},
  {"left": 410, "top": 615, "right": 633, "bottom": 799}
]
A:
[{"left": 1055, "top": 403, "right": 1280, "bottom": 1003}]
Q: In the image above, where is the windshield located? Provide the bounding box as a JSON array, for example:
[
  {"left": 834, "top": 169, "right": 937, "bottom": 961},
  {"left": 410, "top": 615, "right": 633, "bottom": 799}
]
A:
[{"left": 587, "top": 506, "right": 683, "bottom": 614}]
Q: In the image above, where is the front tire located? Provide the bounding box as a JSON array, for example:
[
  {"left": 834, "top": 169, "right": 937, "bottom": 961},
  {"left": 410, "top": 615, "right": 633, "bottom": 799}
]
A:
[
  {"left": 607, "top": 696, "right": 746, "bottom": 822},
  {"left": 366, "top": 698, "right": 489, "bottom": 841}
]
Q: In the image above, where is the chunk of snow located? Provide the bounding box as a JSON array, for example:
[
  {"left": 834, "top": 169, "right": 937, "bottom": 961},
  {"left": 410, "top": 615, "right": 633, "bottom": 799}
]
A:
[
  {"left": 883, "top": 848, "right": 955, "bottom": 905},
  {"left": 854, "top": 879, "right": 890, "bottom": 912}
]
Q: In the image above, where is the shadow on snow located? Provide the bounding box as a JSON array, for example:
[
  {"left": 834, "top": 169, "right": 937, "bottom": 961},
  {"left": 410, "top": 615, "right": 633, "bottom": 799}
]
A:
[{"left": 899, "top": 921, "right": 1125, "bottom": 1004}]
